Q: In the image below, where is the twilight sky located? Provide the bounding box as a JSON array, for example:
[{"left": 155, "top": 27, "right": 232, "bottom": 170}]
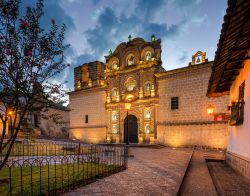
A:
[{"left": 22, "top": 0, "right": 228, "bottom": 91}]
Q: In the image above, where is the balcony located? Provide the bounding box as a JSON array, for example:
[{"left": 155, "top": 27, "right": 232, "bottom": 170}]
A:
[{"left": 229, "top": 101, "right": 244, "bottom": 126}]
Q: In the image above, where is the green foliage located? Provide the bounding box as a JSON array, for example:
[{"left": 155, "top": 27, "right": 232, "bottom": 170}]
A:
[{"left": 0, "top": 0, "right": 70, "bottom": 169}]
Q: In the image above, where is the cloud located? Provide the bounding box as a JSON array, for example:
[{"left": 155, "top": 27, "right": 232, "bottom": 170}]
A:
[
  {"left": 81, "top": 0, "right": 204, "bottom": 63},
  {"left": 178, "top": 51, "right": 188, "bottom": 63},
  {"left": 20, "top": 0, "right": 75, "bottom": 32}
]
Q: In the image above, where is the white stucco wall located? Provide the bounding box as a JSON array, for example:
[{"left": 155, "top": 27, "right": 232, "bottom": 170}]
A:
[{"left": 227, "top": 58, "right": 250, "bottom": 158}]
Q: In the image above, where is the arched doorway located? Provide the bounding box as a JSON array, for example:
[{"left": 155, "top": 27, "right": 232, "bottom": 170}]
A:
[{"left": 124, "top": 115, "right": 138, "bottom": 143}]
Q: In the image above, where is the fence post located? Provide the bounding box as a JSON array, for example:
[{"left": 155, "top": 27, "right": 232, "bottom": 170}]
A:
[
  {"left": 78, "top": 142, "right": 80, "bottom": 164},
  {"left": 124, "top": 145, "right": 128, "bottom": 169}
]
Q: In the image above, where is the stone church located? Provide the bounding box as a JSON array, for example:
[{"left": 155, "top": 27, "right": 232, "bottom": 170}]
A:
[{"left": 69, "top": 36, "right": 229, "bottom": 148}]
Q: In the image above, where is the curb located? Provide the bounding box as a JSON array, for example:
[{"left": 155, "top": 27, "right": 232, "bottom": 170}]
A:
[{"left": 174, "top": 147, "right": 195, "bottom": 196}]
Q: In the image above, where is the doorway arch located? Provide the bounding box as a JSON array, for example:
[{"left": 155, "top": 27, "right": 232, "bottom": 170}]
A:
[{"left": 124, "top": 114, "right": 138, "bottom": 143}]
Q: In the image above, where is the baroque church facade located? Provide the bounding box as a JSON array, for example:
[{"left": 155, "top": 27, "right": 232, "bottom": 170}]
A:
[{"left": 69, "top": 36, "right": 229, "bottom": 148}]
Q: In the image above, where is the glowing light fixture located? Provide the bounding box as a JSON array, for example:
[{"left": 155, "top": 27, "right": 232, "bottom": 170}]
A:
[
  {"left": 207, "top": 104, "right": 214, "bottom": 115},
  {"left": 125, "top": 103, "right": 131, "bottom": 110}
]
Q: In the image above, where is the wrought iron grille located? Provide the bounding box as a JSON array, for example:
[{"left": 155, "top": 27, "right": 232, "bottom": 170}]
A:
[{"left": 0, "top": 141, "right": 127, "bottom": 195}]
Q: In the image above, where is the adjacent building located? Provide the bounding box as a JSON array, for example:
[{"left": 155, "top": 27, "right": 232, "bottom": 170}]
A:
[
  {"left": 207, "top": 0, "right": 250, "bottom": 179},
  {"left": 69, "top": 36, "right": 229, "bottom": 148}
]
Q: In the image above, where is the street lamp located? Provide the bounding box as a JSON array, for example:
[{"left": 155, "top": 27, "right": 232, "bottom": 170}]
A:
[
  {"left": 7, "top": 109, "right": 14, "bottom": 135},
  {"left": 125, "top": 103, "right": 131, "bottom": 145},
  {"left": 124, "top": 102, "right": 133, "bottom": 158}
]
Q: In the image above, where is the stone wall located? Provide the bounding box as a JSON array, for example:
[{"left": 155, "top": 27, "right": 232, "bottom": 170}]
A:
[
  {"left": 39, "top": 108, "right": 70, "bottom": 138},
  {"left": 226, "top": 151, "right": 250, "bottom": 180},
  {"left": 157, "top": 123, "right": 229, "bottom": 148},
  {"left": 157, "top": 63, "right": 229, "bottom": 148},
  {"left": 69, "top": 88, "right": 107, "bottom": 143}
]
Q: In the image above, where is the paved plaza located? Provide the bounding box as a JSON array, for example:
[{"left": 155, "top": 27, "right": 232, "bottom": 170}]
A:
[{"left": 65, "top": 147, "right": 193, "bottom": 196}]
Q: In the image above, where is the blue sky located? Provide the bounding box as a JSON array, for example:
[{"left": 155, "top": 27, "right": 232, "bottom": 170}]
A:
[{"left": 22, "top": 0, "right": 228, "bottom": 91}]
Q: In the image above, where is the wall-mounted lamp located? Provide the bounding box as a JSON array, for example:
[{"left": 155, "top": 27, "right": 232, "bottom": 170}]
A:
[
  {"left": 206, "top": 104, "right": 214, "bottom": 115},
  {"left": 125, "top": 102, "right": 131, "bottom": 110}
]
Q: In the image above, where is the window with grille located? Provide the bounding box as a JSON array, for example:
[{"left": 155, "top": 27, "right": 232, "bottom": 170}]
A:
[
  {"left": 171, "top": 97, "right": 179, "bottom": 110},
  {"left": 85, "top": 115, "right": 88, "bottom": 123},
  {"left": 230, "top": 81, "right": 245, "bottom": 126}
]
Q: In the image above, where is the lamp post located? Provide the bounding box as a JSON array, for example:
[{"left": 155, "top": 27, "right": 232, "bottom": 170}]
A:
[
  {"left": 124, "top": 103, "right": 133, "bottom": 158},
  {"left": 7, "top": 109, "right": 13, "bottom": 135},
  {"left": 124, "top": 103, "right": 131, "bottom": 145}
]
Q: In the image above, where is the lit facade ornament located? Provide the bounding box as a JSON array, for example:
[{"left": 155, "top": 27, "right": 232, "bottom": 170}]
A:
[
  {"left": 99, "top": 80, "right": 105, "bottom": 86},
  {"left": 139, "top": 88, "right": 143, "bottom": 99},
  {"left": 111, "top": 111, "right": 118, "bottom": 121},
  {"left": 126, "top": 94, "right": 134, "bottom": 102},
  {"left": 88, "top": 78, "right": 92, "bottom": 87},
  {"left": 144, "top": 82, "right": 151, "bottom": 96},
  {"left": 191, "top": 51, "right": 207, "bottom": 65},
  {"left": 77, "top": 81, "right": 81, "bottom": 89},
  {"left": 125, "top": 77, "right": 137, "bottom": 92},
  {"left": 116, "top": 94, "right": 120, "bottom": 102},
  {"left": 112, "top": 124, "right": 118, "bottom": 134},
  {"left": 145, "top": 51, "right": 152, "bottom": 61},
  {"left": 106, "top": 92, "right": 111, "bottom": 103},
  {"left": 111, "top": 61, "right": 119, "bottom": 70},
  {"left": 125, "top": 102, "right": 131, "bottom": 110},
  {"left": 111, "top": 88, "right": 118, "bottom": 101},
  {"left": 145, "top": 124, "right": 150, "bottom": 134},
  {"left": 150, "top": 84, "right": 155, "bottom": 97},
  {"left": 144, "top": 109, "right": 151, "bottom": 119},
  {"left": 127, "top": 54, "right": 135, "bottom": 66}
]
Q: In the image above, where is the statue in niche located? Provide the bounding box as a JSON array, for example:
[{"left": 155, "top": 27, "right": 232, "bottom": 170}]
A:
[
  {"left": 127, "top": 55, "right": 135, "bottom": 66},
  {"left": 145, "top": 51, "right": 152, "bottom": 61},
  {"left": 112, "top": 61, "right": 119, "bottom": 70}
]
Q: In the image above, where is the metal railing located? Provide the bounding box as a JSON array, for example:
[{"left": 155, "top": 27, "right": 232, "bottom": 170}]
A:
[{"left": 0, "top": 141, "right": 127, "bottom": 195}]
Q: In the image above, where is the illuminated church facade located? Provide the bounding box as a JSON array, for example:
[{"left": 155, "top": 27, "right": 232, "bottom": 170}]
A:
[{"left": 69, "top": 36, "right": 229, "bottom": 148}]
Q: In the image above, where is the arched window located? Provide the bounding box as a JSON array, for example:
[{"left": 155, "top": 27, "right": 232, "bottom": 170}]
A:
[
  {"left": 144, "top": 82, "right": 151, "bottom": 96},
  {"left": 145, "top": 51, "right": 152, "bottom": 61},
  {"left": 125, "top": 77, "right": 137, "bottom": 92}
]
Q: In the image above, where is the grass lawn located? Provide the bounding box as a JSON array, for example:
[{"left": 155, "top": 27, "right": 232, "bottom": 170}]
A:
[{"left": 0, "top": 162, "right": 121, "bottom": 195}]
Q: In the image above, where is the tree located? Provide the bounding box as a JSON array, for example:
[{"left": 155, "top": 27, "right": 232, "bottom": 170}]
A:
[{"left": 0, "top": 0, "right": 69, "bottom": 169}]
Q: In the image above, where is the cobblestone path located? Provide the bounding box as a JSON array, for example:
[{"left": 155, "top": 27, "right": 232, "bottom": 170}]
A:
[
  {"left": 65, "top": 147, "right": 193, "bottom": 196},
  {"left": 207, "top": 161, "right": 250, "bottom": 196}
]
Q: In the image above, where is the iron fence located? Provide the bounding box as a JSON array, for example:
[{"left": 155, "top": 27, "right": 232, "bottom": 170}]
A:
[{"left": 0, "top": 141, "right": 127, "bottom": 195}]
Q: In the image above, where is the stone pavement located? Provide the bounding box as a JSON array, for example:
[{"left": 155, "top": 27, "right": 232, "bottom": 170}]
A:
[
  {"left": 179, "top": 150, "right": 218, "bottom": 196},
  {"left": 65, "top": 147, "right": 193, "bottom": 196},
  {"left": 208, "top": 161, "right": 250, "bottom": 195}
]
